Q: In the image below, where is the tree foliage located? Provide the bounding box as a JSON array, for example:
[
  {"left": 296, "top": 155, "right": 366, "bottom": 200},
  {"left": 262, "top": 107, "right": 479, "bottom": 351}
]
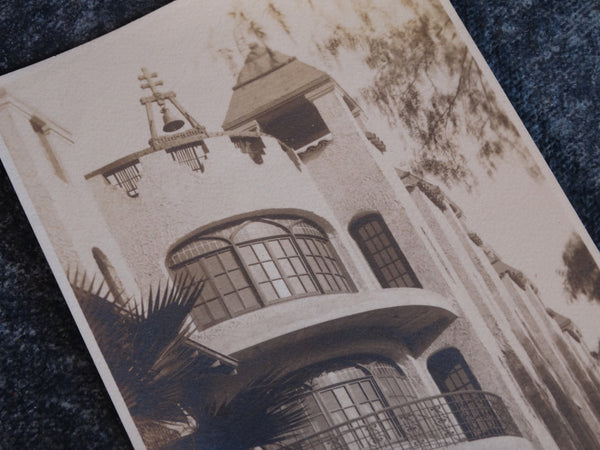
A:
[
  {"left": 318, "top": 3, "right": 539, "bottom": 187},
  {"left": 70, "top": 271, "right": 204, "bottom": 445},
  {"left": 224, "top": 0, "right": 542, "bottom": 188},
  {"left": 560, "top": 233, "right": 600, "bottom": 302},
  {"left": 173, "top": 372, "right": 307, "bottom": 449},
  {"left": 71, "top": 271, "right": 308, "bottom": 448}
]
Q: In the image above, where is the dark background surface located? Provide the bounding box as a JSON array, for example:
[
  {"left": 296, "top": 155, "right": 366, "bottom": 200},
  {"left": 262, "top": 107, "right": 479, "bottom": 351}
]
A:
[{"left": 0, "top": 1, "right": 598, "bottom": 447}]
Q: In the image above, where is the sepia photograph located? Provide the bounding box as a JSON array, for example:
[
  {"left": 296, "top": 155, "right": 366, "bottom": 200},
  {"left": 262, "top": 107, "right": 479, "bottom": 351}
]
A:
[{"left": 1, "top": 1, "right": 600, "bottom": 449}]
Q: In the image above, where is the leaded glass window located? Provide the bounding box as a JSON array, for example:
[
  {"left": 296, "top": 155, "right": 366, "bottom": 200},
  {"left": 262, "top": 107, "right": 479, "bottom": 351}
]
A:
[
  {"left": 427, "top": 348, "right": 499, "bottom": 440},
  {"left": 167, "top": 216, "right": 353, "bottom": 330},
  {"left": 350, "top": 214, "right": 420, "bottom": 289},
  {"left": 280, "top": 357, "right": 415, "bottom": 448}
]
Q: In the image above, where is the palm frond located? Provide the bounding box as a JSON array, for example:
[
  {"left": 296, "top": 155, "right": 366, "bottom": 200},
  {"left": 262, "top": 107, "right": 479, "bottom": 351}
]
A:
[
  {"left": 70, "top": 271, "right": 206, "bottom": 424},
  {"left": 180, "top": 371, "right": 309, "bottom": 449}
]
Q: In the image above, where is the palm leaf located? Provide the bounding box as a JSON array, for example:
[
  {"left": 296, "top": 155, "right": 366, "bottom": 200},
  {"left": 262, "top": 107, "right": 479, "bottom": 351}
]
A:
[
  {"left": 178, "top": 372, "right": 309, "bottom": 449},
  {"left": 70, "top": 271, "right": 205, "bottom": 424}
]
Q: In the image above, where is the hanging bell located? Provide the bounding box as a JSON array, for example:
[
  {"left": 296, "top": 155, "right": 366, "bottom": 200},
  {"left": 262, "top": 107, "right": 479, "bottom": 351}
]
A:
[{"left": 161, "top": 106, "right": 184, "bottom": 132}]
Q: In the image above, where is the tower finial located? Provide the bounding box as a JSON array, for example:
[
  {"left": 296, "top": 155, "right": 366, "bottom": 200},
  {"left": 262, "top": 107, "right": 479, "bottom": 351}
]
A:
[{"left": 138, "top": 68, "right": 207, "bottom": 149}]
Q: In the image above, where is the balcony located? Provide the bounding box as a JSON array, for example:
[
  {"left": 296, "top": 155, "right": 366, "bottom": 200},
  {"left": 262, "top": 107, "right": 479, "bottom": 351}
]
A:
[
  {"left": 192, "top": 288, "right": 458, "bottom": 357},
  {"left": 283, "top": 390, "right": 522, "bottom": 450}
]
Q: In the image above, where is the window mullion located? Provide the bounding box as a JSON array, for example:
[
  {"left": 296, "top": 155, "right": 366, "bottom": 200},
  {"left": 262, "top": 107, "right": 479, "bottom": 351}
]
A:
[
  {"left": 292, "top": 234, "right": 325, "bottom": 294},
  {"left": 196, "top": 258, "right": 220, "bottom": 322},
  {"left": 325, "top": 239, "right": 355, "bottom": 292},
  {"left": 265, "top": 238, "right": 295, "bottom": 295},
  {"left": 312, "top": 390, "right": 338, "bottom": 432},
  {"left": 232, "top": 244, "right": 266, "bottom": 306}
]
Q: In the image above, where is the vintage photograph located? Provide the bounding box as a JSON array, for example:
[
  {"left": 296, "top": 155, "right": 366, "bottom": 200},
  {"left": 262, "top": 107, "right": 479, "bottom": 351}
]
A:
[{"left": 1, "top": 0, "right": 600, "bottom": 448}]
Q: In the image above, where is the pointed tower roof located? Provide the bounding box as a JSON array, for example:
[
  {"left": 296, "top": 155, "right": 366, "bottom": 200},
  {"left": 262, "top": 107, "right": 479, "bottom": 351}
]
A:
[{"left": 222, "top": 44, "right": 331, "bottom": 130}]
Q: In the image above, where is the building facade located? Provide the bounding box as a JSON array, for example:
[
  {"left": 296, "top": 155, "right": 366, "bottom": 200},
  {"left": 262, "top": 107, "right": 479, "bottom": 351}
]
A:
[{"left": 1, "top": 46, "right": 600, "bottom": 449}]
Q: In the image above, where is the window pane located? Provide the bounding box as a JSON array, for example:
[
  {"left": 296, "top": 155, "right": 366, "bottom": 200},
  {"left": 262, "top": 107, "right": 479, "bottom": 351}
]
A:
[
  {"left": 302, "top": 395, "right": 320, "bottom": 416},
  {"left": 183, "top": 261, "right": 206, "bottom": 281},
  {"left": 281, "top": 239, "right": 296, "bottom": 256},
  {"left": 361, "top": 381, "right": 378, "bottom": 400},
  {"left": 358, "top": 226, "right": 370, "bottom": 240},
  {"left": 262, "top": 261, "right": 281, "bottom": 279},
  {"left": 351, "top": 216, "right": 419, "bottom": 289},
  {"left": 224, "top": 293, "right": 244, "bottom": 314},
  {"left": 373, "top": 253, "right": 384, "bottom": 267},
  {"left": 325, "top": 274, "right": 337, "bottom": 290},
  {"left": 203, "top": 254, "right": 223, "bottom": 275},
  {"left": 252, "top": 243, "right": 270, "bottom": 261},
  {"left": 291, "top": 257, "right": 308, "bottom": 274},
  {"left": 317, "top": 274, "right": 331, "bottom": 291},
  {"left": 389, "top": 278, "right": 401, "bottom": 288},
  {"left": 330, "top": 411, "right": 346, "bottom": 425},
  {"left": 273, "top": 279, "right": 291, "bottom": 298},
  {"left": 238, "top": 287, "right": 260, "bottom": 309},
  {"left": 249, "top": 264, "right": 268, "bottom": 282},
  {"left": 306, "top": 256, "right": 319, "bottom": 272},
  {"left": 381, "top": 266, "right": 391, "bottom": 281},
  {"left": 402, "top": 274, "right": 416, "bottom": 287},
  {"left": 324, "top": 258, "right": 339, "bottom": 275},
  {"left": 300, "top": 275, "right": 317, "bottom": 292},
  {"left": 297, "top": 238, "right": 310, "bottom": 254},
  {"left": 278, "top": 258, "right": 295, "bottom": 276},
  {"left": 288, "top": 277, "right": 306, "bottom": 294},
  {"left": 381, "top": 249, "right": 391, "bottom": 264},
  {"left": 371, "top": 400, "right": 383, "bottom": 410},
  {"left": 320, "top": 391, "right": 339, "bottom": 411},
  {"left": 267, "top": 240, "right": 285, "bottom": 258},
  {"left": 365, "top": 223, "right": 376, "bottom": 236},
  {"left": 228, "top": 269, "right": 247, "bottom": 288},
  {"left": 259, "top": 282, "right": 278, "bottom": 302},
  {"left": 200, "top": 281, "right": 218, "bottom": 301},
  {"left": 366, "top": 240, "right": 377, "bottom": 254},
  {"left": 312, "top": 415, "right": 329, "bottom": 432},
  {"left": 238, "top": 245, "right": 257, "bottom": 264},
  {"left": 348, "top": 383, "right": 368, "bottom": 404},
  {"left": 344, "top": 407, "right": 360, "bottom": 420},
  {"left": 218, "top": 251, "right": 236, "bottom": 271},
  {"left": 372, "top": 237, "right": 383, "bottom": 251},
  {"left": 214, "top": 274, "right": 233, "bottom": 293},
  {"left": 207, "top": 299, "right": 228, "bottom": 320},
  {"left": 333, "top": 387, "right": 352, "bottom": 408}
]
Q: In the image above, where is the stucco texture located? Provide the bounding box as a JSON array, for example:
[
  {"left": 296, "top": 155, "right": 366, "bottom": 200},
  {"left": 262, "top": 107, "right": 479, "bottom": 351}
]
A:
[{"left": 0, "top": 0, "right": 599, "bottom": 447}]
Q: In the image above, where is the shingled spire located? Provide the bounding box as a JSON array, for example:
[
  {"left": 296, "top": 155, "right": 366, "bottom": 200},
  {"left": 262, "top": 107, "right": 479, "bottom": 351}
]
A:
[{"left": 222, "top": 44, "right": 331, "bottom": 131}]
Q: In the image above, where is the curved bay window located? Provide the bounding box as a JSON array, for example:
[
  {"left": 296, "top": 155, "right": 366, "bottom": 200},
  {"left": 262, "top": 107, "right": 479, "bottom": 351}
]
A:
[
  {"left": 167, "top": 216, "right": 353, "bottom": 329},
  {"left": 350, "top": 214, "right": 420, "bottom": 289},
  {"left": 283, "top": 356, "right": 417, "bottom": 448}
]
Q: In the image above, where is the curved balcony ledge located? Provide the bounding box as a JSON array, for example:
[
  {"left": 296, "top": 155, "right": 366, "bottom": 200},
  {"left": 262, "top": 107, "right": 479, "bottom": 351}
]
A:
[{"left": 190, "top": 288, "right": 458, "bottom": 356}]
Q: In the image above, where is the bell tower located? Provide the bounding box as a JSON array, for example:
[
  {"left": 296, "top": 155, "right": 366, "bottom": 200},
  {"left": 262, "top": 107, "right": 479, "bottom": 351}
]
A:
[{"left": 138, "top": 67, "right": 208, "bottom": 152}]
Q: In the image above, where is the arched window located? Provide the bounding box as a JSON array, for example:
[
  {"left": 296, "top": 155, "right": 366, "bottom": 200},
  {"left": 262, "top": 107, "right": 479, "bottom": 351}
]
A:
[
  {"left": 167, "top": 216, "right": 353, "bottom": 329},
  {"left": 286, "top": 356, "right": 416, "bottom": 447},
  {"left": 427, "top": 348, "right": 481, "bottom": 394},
  {"left": 428, "top": 348, "right": 501, "bottom": 440},
  {"left": 349, "top": 214, "right": 420, "bottom": 288}
]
